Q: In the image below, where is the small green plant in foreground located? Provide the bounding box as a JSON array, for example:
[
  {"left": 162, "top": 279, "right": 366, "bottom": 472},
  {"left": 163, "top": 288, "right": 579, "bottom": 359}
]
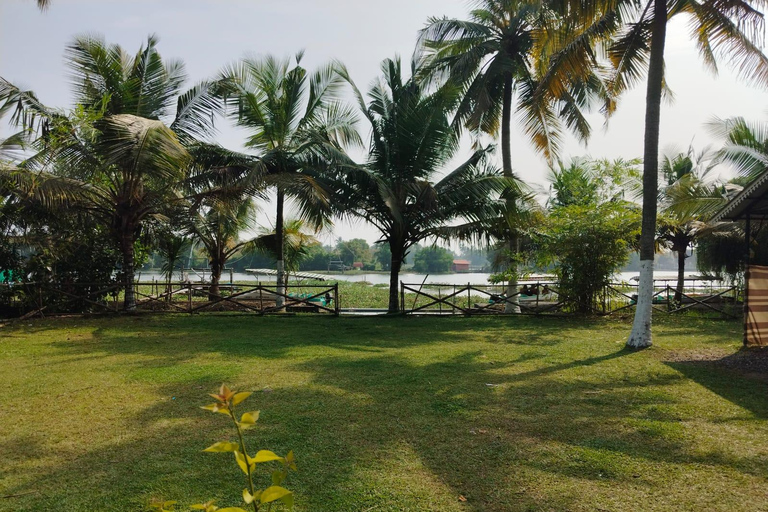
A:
[{"left": 150, "top": 385, "right": 296, "bottom": 512}]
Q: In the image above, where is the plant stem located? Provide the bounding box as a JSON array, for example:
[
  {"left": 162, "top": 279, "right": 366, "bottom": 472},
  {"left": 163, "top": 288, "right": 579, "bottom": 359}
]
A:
[{"left": 229, "top": 404, "right": 259, "bottom": 512}]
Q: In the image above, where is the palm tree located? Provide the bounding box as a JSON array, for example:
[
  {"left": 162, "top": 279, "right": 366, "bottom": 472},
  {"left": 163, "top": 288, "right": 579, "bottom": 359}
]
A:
[
  {"left": 335, "top": 57, "right": 504, "bottom": 313},
  {"left": 0, "top": 35, "right": 219, "bottom": 309},
  {"left": 246, "top": 219, "right": 322, "bottom": 277},
  {"left": 708, "top": 115, "right": 768, "bottom": 181},
  {"left": 181, "top": 142, "right": 266, "bottom": 299},
  {"left": 218, "top": 52, "right": 360, "bottom": 307},
  {"left": 157, "top": 231, "right": 190, "bottom": 300},
  {"left": 594, "top": 0, "right": 768, "bottom": 348},
  {"left": 657, "top": 147, "right": 728, "bottom": 303},
  {"left": 418, "top": 0, "right": 608, "bottom": 312},
  {"left": 186, "top": 198, "right": 257, "bottom": 300}
]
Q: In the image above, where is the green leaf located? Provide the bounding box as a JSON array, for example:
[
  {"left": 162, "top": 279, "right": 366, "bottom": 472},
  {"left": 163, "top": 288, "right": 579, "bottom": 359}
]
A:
[
  {"left": 280, "top": 492, "right": 294, "bottom": 510},
  {"left": 201, "top": 404, "right": 230, "bottom": 415},
  {"left": 260, "top": 486, "right": 292, "bottom": 504},
  {"left": 232, "top": 392, "right": 252, "bottom": 405},
  {"left": 217, "top": 508, "right": 248, "bottom": 512},
  {"left": 271, "top": 469, "right": 286, "bottom": 486},
  {"left": 285, "top": 450, "right": 297, "bottom": 471},
  {"left": 253, "top": 450, "right": 283, "bottom": 464},
  {"left": 239, "top": 411, "right": 259, "bottom": 429},
  {"left": 149, "top": 500, "right": 177, "bottom": 511},
  {"left": 242, "top": 489, "right": 254, "bottom": 505},
  {"left": 190, "top": 502, "right": 216, "bottom": 511},
  {"left": 203, "top": 441, "right": 239, "bottom": 453},
  {"left": 234, "top": 451, "right": 249, "bottom": 474}
]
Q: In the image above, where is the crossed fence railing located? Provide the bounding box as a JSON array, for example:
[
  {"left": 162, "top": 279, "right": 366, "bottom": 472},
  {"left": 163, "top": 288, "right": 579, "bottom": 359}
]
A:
[
  {"left": 0, "top": 281, "right": 340, "bottom": 318},
  {"left": 401, "top": 281, "right": 742, "bottom": 318},
  {"left": 400, "top": 281, "right": 566, "bottom": 316}
]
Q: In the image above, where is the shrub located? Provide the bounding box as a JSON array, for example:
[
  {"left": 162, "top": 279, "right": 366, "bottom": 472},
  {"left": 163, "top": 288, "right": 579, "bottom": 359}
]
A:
[
  {"left": 537, "top": 203, "right": 639, "bottom": 314},
  {"left": 150, "top": 385, "right": 296, "bottom": 512}
]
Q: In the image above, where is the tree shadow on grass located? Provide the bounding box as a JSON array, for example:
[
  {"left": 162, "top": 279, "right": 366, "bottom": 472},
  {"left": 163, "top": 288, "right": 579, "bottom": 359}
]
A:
[
  {"left": 290, "top": 348, "right": 768, "bottom": 510},
  {"left": 42, "top": 315, "right": 584, "bottom": 368},
  {"left": 666, "top": 355, "right": 768, "bottom": 420},
  {"left": 4, "top": 315, "right": 761, "bottom": 511}
]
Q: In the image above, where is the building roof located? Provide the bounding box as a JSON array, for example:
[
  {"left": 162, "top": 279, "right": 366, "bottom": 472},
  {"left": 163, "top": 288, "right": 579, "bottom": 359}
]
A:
[
  {"left": 452, "top": 259, "right": 471, "bottom": 265},
  {"left": 713, "top": 169, "right": 768, "bottom": 221}
]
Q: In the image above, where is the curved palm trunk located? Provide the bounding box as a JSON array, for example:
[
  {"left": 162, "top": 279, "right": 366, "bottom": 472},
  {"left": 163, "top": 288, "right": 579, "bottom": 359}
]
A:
[
  {"left": 275, "top": 188, "right": 286, "bottom": 309},
  {"left": 501, "top": 75, "right": 521, "bottom": 314},
  {"left": 119, "top": 229, "right": 136, "bottom": 311},
  {"left": 674, "top": 241, "right": 687, "bottom": 304},
  {"left": 388, "top": 243, "right": 404, "bottom": 313},
  {"left": 627, "top": 0, "right": 667, "bottom": 348}
]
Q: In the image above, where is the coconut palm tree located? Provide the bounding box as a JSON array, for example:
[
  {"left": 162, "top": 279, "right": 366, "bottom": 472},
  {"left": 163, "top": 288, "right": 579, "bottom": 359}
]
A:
[
  {"left": 246, "top": 219, "right": 322, "bottom": 278},
  {"left": 417, "top": 0, "right": 610, "bottom": 312},
  {"left": 178, "top": 141, "right": 266, "bottom": 300},
  {"left": 157, "top": 231, "right": 190, "bottom": 299},
  {"left": 592, "top": 0, "right": 768, "bottom": 348},
  {"left": 708, "top": 116, "right": 768, "bottom": 181},
  {"left": 186, "top": 198, "right": 257, "bottom": 300},
  {"left": 0, "top": 35, "right": 220, "bottom": 309},
  {"left": 334, "top": 57, "right": 504, "bottom": 313},
  {"left": 657, "top": 147, "right": 729, "bottom": 303},
  {"left": 218, "top": 52, "right": 360, "bottom": 307}
]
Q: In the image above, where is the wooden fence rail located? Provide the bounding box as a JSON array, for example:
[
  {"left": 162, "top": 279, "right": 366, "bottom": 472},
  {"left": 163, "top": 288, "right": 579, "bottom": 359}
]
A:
[
  {"left": 401, "top": 281, "right": 741, "bottom": 318},
  {"left": 0, "top": 281, "right": 339, "bottom": 318}
]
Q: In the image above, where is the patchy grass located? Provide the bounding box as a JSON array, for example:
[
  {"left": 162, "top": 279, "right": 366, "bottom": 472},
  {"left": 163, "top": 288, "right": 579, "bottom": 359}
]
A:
[{"left": 0, "top": 314, "right": 765, "bottom": 511}]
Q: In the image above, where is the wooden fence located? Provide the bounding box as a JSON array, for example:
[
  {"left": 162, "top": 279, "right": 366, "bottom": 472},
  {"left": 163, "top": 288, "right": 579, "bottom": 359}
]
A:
[
  {"left": 0, "top": 281, "right": 339, "bottom": 318},
  {"left": 400, "top": 281, "right": 741, "bottom": 318}
]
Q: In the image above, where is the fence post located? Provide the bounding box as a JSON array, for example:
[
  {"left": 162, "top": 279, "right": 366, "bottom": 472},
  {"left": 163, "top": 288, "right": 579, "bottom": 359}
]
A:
[
  {"left": 187, "top": 283, "right": 192, "bottom": 313},
  {"left": 400, "top": 281, "right": 405, "bottom": 314},
  {"left": 537, "top": 281, "right": 541, "bottom": 312},
  {"left": 334, "top": 283, "right": 339, "bottom": 316},
  {"left": 467, "top": 283, "right": 471, "bottom": 314}
]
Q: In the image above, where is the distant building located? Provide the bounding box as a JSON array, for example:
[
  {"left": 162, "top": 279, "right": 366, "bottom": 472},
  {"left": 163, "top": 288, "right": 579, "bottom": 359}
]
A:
[
  {"left": 452, "top": 259, "right": 471, "bottom": 272},
  {"left": 352, "top": 261, "right": 364, "bottom": 270}
]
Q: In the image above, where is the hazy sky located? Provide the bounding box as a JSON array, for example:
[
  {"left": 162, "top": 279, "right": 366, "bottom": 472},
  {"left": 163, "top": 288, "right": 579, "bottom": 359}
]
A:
[{"left": 2, "top": 0, "right": 767, "bottom": 245}]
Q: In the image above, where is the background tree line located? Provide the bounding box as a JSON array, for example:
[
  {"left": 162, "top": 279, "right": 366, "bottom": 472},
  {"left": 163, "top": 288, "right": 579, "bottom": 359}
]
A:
[{"left": 3, "top": 0, "right": 768, "bottom": 333}]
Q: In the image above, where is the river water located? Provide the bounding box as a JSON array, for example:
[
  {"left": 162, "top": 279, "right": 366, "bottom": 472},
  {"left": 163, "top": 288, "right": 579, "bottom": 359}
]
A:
[{"left": 136, "top": 270, "right": 722, "bottom": 288}]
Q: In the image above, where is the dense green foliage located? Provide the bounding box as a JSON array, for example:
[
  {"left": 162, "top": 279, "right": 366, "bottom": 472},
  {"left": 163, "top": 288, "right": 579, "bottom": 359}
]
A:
[
  {"left": 413, "top": 246, "right": 454, "bottom": 273},
  {"left": 539, "top": 203, "right": 639, "bottom": 314}
]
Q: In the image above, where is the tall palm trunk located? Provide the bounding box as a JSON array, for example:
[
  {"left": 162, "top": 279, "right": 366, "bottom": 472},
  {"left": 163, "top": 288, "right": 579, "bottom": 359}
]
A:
[
  {"left": 627, "top": 0, "right": 667, "bottom": 348},
  {"left": 275, "top": 188, "right": 286, "bottom": 309},
  {"left": 674, "top": 241, "right": 687, "bottom": 304},
  {"left": 501, "top": 74, "right": 521, "bottom": 314},
  {"left": 388, "top": 243, "right": 404, "bottom": 313},
  {"left": 209, "top": 254, "right": 223, "bottom": 301},
  {"left": 119, "top": 229, "right": 136, "bottom": 311}
]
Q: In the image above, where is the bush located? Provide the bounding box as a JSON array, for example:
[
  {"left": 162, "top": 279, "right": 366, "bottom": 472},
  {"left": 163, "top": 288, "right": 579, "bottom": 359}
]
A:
[{"left": 537, "top": 203, "right": 639, "bottom": 314}]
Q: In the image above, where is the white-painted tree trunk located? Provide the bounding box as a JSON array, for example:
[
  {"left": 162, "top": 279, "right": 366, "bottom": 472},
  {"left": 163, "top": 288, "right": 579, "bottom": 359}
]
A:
[
  {"left": 276, "top": 259, "right": 285, "bottom": 309},
  {"left": 627, "top": 259, "right": 653, "bottom": 348},
  {"left": 504, "top": 278, "right": 521, "bottom": 314}
]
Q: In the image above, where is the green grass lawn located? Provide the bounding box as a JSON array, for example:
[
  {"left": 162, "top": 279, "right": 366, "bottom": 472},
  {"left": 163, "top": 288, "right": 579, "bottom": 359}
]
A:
[{"left": 1, "top": 314, "right": 766, "bottom": 511}]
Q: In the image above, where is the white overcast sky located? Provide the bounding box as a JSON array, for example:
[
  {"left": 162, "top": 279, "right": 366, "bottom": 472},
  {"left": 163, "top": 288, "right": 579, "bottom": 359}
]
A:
[{"left": 2, "top": 0, "right": 767, "bottom": 245}]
